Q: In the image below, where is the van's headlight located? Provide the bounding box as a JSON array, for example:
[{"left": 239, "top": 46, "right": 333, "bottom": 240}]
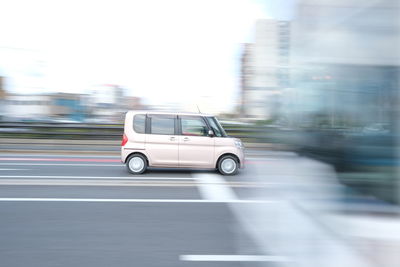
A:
[{"left": 235, "top": 140, "right": 244, "bottom": 149}]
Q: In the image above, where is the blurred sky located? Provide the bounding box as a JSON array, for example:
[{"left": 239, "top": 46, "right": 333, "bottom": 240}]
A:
[{"left": 0, "top": 0, "right": 295, "bottom": 112}]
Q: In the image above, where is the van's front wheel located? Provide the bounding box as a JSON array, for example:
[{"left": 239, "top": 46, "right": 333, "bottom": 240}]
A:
[
  {"left": 218, "top": 155, "right": 239, "bottom": 175},
  {"left": 126, "top": 154, "right": 147, "bottom": 174}
]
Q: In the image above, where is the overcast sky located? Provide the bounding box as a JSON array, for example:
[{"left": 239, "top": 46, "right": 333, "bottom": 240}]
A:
[{"left": 0, "top": 0, "right": 295, "bottom": 112}]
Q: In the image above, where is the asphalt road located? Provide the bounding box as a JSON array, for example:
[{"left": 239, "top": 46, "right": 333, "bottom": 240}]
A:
[{"left": 0, "top": 153, "right": 285, "bottom": 267}]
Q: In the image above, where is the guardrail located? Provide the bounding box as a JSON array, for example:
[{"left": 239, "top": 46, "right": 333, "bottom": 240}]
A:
[{"left": 0, "top": 121, "right": 290, "bottom": 143}]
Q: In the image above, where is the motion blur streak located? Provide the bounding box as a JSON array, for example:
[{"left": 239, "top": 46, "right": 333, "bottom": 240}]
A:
[{"left": 0, "top": 0, "right": 400, "bottom": 267}]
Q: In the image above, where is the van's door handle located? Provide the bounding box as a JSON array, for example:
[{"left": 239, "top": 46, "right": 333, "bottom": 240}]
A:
[
  {"left": 183, "top": 137, "right": 190, "bottom": 141},
  {"left": 169, "top": 137, "right": 176, "bottom": 141}
]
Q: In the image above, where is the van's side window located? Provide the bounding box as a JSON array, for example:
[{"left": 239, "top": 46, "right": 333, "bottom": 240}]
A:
[
  {"left": 181, "top": 117, "right": 208, "bottom": 136},
  {"left": 133, "top": 114, "right": 146, "bottom": 133},
  {"left": 150, "top": 116, "right": 175, "bottom": 135}
]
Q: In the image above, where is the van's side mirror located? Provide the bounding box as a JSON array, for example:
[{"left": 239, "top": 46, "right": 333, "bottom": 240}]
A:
[{"left": 208, "top": 130, "right": 214, "bottom": 137}]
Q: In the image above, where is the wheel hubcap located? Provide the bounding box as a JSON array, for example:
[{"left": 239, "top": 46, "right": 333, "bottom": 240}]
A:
[
  {"left": 129, "top": 157, "right": 144, "bottom": 172},
  {"left": 221, "top": 158, "right": 236, "bottom": 174}
]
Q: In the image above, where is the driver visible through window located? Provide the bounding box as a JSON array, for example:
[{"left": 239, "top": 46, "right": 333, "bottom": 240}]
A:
[{"left": 181, "top": 117, "right": 208, "bottom": 136}]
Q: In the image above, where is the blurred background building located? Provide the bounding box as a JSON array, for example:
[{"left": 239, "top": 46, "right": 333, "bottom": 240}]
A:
[
  {"left": 86, "top": 84, "right": 126, "bottom": 122},
  {"left": 50, "top": 93, "right": 87, "bottom": 122},
  {"left": 287, "top": 0, "right": 400, "bottom": 129},
  {"left": 241, "top": 19, "right": 291, "bottom": 121},
  {"left": 0, "top": 83, "right": 144, "bottom": 123},
  {"left": 283, "top": 0, "right": 400, "bottom": 204},
  {"left": 3, "top": 93, "right": 51, "bottom": 121}
]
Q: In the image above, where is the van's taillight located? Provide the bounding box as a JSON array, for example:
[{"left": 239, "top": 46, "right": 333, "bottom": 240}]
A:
[{"left": 121, "top": 133, "right": 128, "bottom": 146}]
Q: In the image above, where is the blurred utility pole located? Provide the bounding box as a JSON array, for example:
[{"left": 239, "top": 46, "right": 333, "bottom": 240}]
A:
[
  {"left": 0, "top": 76, "right": 5, "bottom": 120},
  {"left": 0, "top": 77, "right": 5, "bottom": 99}
]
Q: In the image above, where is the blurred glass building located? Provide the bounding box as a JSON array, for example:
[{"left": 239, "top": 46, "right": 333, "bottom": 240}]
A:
[
  {"left": 241, "top": 19, "right": 291, "bottom": 121},
  {"left": 288, "top": 0, "right": 399, "bottom": 128},
  {"left": 285, "top": 0, "right": 400, "bottom": 203}
]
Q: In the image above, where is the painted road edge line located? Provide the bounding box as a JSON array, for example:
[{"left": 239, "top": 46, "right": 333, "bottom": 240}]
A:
[
  {"left": 0, "top": 163, "right": 123, "bottom": 167},
  {"left": 180, "top": 255, "right": 290, "bottom": 262},
  {"left": 0, "top": 168, "right": 31, "bottom": 171},
  {"left": 0, "top": 157, "right": 121, "bottom": 162}
]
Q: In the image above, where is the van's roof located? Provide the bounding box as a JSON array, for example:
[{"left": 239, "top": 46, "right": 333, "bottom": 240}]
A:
[{"left": 126, "top": 110, "right": 215, "bottom": 117}]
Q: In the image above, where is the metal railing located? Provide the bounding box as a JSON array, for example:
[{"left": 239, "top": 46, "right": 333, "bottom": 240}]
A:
[{"left": 0, "top": 121, "right": 289, "bottom": 143}]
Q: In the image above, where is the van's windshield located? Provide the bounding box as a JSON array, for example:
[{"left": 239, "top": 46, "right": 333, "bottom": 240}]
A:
[{"left": 206, "top": 117, "right": 227, "bottom": 137}]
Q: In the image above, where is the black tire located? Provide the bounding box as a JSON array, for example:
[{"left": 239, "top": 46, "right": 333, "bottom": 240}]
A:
[
  {"left": 126, "top": 154, "right": 147, "bottom": 174},
  {"left": 217, "top": 155, "right": 239, "bottom": 175}
]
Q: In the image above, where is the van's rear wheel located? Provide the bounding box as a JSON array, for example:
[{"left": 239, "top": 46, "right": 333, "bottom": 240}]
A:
[
  {"left": 126, "top": 154, "right": 147, "bottom": 174},
  {"left": 218, "top": 155, "right": 238, "bottom": 175}
]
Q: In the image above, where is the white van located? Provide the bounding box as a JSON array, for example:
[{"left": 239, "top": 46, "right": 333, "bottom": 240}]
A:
[{"left": 121, "top": 111, "right": 244, "bottom": 175}]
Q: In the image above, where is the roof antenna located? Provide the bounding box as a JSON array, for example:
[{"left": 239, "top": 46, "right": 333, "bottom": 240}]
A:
[{"left": 196, "top": 104, "right": 202, "bottom": 114}]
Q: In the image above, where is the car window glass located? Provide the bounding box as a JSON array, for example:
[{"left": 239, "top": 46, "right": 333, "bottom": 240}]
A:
[
  {"left": 206, "top": 117, "right": 223, "bottom": 137},
  {"left": 181, "top": 117, "right": 208, "bottom": 136},
  {"left": 151, "top": 116, "right": 175, "bottom": 135},
  {"left": 133, "top": 114, "right": 145, "bottom": 133}
]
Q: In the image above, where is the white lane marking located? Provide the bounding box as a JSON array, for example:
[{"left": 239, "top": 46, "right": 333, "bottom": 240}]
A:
[
  {"left": 0, "top": 180, "right": 197, "bottom": 187},
  {"left": 180, "top": 255, "right": 290, "bottom": 262},
  {"left": 0, "top": 198, "right": 274, "bottom": 203},
  {"left": 0, "top": 163, "right": 122, "bottom": 167},
  {"left": 0, "top": 175, "right": 194, "bottom": 180},
  {"left": 195, "top": 173, "right": 237, "bottom": 201},
  {"left": 246, "top": 157, "right": 282, "bottom": 161},
  {"left": 0, "top": 168, "right": 31, "bottom": 171},
  {"left": 0, "top": 179, "right": 282, "bottom": 188}
]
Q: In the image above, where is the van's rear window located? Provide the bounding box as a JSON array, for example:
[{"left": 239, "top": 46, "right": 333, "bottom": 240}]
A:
[{"left": 133, "top": 114, "right": 145, "bottom": 133}]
